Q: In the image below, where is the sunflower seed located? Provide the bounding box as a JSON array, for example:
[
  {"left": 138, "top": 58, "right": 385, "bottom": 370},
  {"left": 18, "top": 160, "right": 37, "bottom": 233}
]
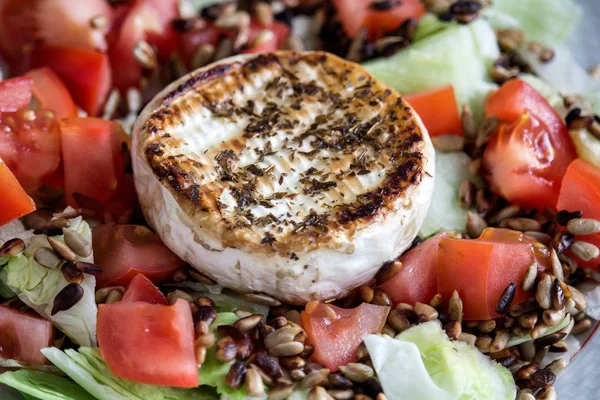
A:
[
  {"left": 375, "top": 260, "right": 402, "bottom": 285},
  {"left": 61, "top": 262, "right": 84, "bottom": 284},
  {"left": 34, "top": 247, "right": 63, "bottom": 269},
  {"left": 95, "top": 286, "right": 124, "bottom": 303},
  {"left": 290, "top": 369, "right": 305, "bottom": 381},
  {"left": 477, "top": 319, "right": 496, "bottom": 333},
  {"left": 530, "top": 368, "right": 556, "bottom": 388},
  {"left": 489, "top": 329, "right": 510, "bottom": 352},
  {"left": 550, "top": 249, "right": 564, "bottom": 282},
  {"left": 505, "top": 218, "right": 541, "bottom": 232},
  {"left": 188, "top": 270, "right": 217, "bottom": 285},
  {"left": 215, "top": 11, "right": 250, "bottom": 29},
  {"left": 542, "top": 307, "right": 566, "bottom": 327},
  {"left": 105, "top": 289, "right": 123, "bottom": 304},
  {"left": 432, "top": 135, "right": 464, "bottom": 152},
  {"left": 300, "top": 368, "right": 330, "bottom": 389},
  {"left": 566, "top": 218, "right": 600, "bottom": 235},
  {"left": 445, "top": 321, "right": 461, "bottom": 340},
  {"left": 571, "top": 241, "right": 600, "bottom": 261},
  {"left": 490, "top": 65, "right": 519, "bottom": 84},
  {"left": 387, "top": 309, "right": 411, "bottom": 332},
  {"left": 572, "top": 318, "right": 592, "bottom": 335},
  {"left": 534, "top": 347, "right": 549, "bottom": 365},
  {"left": 509, "top": 297, "right": 538, "bottom": 317},
  {"left": 62, "top": 228, "right": 92, "bottom": 258},
  {"left": 47, "top": 236, "right": 77, "bottom": 262},
  {"left": 244, "top": 366, "right": 265, "bottom": 397},
  {"left": 216, "top": 337, "right": 238, "bottom": 363},
  {"left": 414, "top": 302, "right": 438, "bottom": 321},
  {"left": 307, "top": 386, "right": 333, "bottom": 400},
  {"left": 489, "top": 204, "right": 520, "bottom": 224},
  {"left": 524, "top": 231, "right": 552, "bottom": 245},
  {"left": 133, "top": 40, "right": 157, "bottom": 69},
  {"left": 537, "top": 387, "right": 557, "bottom": 400},
  {"left": 517, "top": 391, "right": 535, "bottom": 400},
  {"left": 466, "top": 211, "right": 487, "bottom": 238},
  {"left": 475, "top": 335, "right": 492, "bottom": 350},
  {"left": 233, "top": 314, "right": 262, "bottom": 331},
  {"left": 530, "top": 321, "right": 549, "bottom": 339},
  {"left": 194, "top": 343, "right": 207, "bottom": 366},
  {"left": 550, "top": 278, "right": 565, "bottom": 310},
  {"left": 458, "top": 332, "right": 477, "bottom": 345},
  {"left": 359, "top": 286, "right": 374, "bottom": 303},
  {"left": 226, "top": 361, "right": 247, "bottom": 389},
  {"left": 558, "top": 315, "right": 574, "bottom": 336},
  {"left": 517, "top": 363, "right": 540, "bottom": 380},
  {"left": 244, "top": 293, "right": 281, "bottom": 307},
  {"left": 429, "top": 293, "right": 443, "bottom": 309},
  {"left": 372, "top": 290, "right": 392, "bottom": 307},
  {"left": 267, "top": 383, "right": 295, "bottom": 400},
  {"left": 327, "top": 389, "right": 354, "bottom": 400},
  {"left": 328, "top": 373, "right": 353, "bottom": 390},
  {"left": 568, "top": 285, "right": 587, "bottom": 311},
  {"left": 280, "top": 356, "right": 305, "bottom": 370},
  {"left": 269, "top": 341, "right": 304, "bottom": 357},
  {"left": 448, "top": 290, "right": 463, "bottom": 322},
  {"left": 521, "top": 263, "right": 538, "bottom": 292},
  {"left": 283, "top": 34, "right": 304, "bottom": 51},
  {"left": 450, "top": 0, "right": 482, "bottom": 15},
  {"left": 214, "top": 37, "right": 234, "bottom": 61},
  {"left": 264, "top": 326, "right": 301, "bottom": 350},
  {"left": 0, "top": 238, "right": 25, "bottom": 257},
  {"left": 52, "top": 283, "right": 84, "bottom": 315},
  {"left": 461, "top": 104, "right": 477, "bottom": 140},
  {"left": 497, "top": 283, "right": 518, "bottom": 315},
  {"left": 536, "top": 275, "right": 552, "bottom": 310},
  {"left": 549, "top": 342, "right": 568, "bottom": 353},
  {"left": 339, "top": 363, "right": 374, "bottom": 383},
  {"left": 253, "top": 352, "right": 283, "bottom": 379},
  {"left": 34, "top": 218, "right": 70, "bottom": 236}
]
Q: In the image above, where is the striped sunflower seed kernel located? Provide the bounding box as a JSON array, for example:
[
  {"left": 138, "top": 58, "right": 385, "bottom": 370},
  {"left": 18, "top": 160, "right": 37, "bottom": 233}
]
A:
[
  {"left": 62, "top": 228, "right": 92, "bottom": 257},
  {"left": 339, "top": 363, "right": 374, "bottom": 383},
  {"left": 449, "top": 290, "right": 463, "bottom": 322},
  {"left": 566, "top": 218, "right": 600, "bottom": 235},
  {"left": 536, "top": 275, "right": 552, "bottom": 310},
  {"left": 521, "top": 263, "right": 538, "bottom": 292},
  {"left": 570, "top": 240, "right": 600, "bottom": 261},
  {"left": 458, "top": 332, "right": 477, "bottom": 346},
  {"left": 414, "top": 302, "right": 438, "bottom": 321},
  {"left": 387, "top": 309, "right": 411, "bottom": 332},
  {"left": 0, "top": 238, "right": 25, "bottom": 257},
  {"left": 542, "top": 307, "right": 566, "bottom": 327},
  {"left": 300, "top": 368, "right": 330, "bottom": 389}
]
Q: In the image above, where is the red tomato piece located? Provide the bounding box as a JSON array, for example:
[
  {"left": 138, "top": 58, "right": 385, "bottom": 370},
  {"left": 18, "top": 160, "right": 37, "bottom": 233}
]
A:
[
  {"left": 97, "top": 299, "right": 197, "bottom": 387},
  {"left": 92, "top": 223, "right": 185, "bottom": 287},
  {"left": 437, "top": 228, "right": 535, "bottom": 320},
  {"left": 122, "top": 273, "right": 168, "bottom": 305},
  {"left": 177, "top": 23, "right": 221, "bottom": 69},
  {"left": 0, "top": 305, "right": 54, "bottom": 365},
  {"left": 109, "top": 0, "right": 178, "bottom": 91},
  {"left": 34, "top": 46, "right": 111, "bottom": 116},
  {"left": 301, "top": 302, "right": 389, "bottom": 371},
  {"left": 378, "top": 232, "right": 446, "bottom": 305},
  {"left": 404, "top": 85, "right": 463, "bottom": 137},
  {"left": 557, "top": 159, "right": 600, "bottom": 269},
  {"left": 0, "top": 76, "right": 33, "bottom": 113},
  {"left": 34, "top": 0, "right": 113, "bottom": 52},
  {"left": 332, "top": 0, "right": 425, "bottom": 40},
  {"left": 0, "top": 0, "right": 37, "bottom": 73},
  {"left": 0, "top": 158, "right": 36, "bottom": 226},
  {"left": 242, "top": 20, "right": 290, "bottom": 54},
  {"left": 0, "top": 109, "right": 61, "bottom": 193},
  {"left": 26, "top": 67, "right": 78, "bottom": 119},
  {"left": 482, "top": 80, "right": 576, "bottom": 210},
  {"left": 60, "top": 118, "right": 125, "bottom": 206}
]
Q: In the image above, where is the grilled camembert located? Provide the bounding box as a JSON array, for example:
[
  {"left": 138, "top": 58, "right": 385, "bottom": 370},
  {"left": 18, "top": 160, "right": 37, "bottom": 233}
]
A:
[{"left": 133, "top": 51, "right": 434, "bottom": 303}]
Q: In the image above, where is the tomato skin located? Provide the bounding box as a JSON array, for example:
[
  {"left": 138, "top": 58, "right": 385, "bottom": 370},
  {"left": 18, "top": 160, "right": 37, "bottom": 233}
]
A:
[
  {"left": 92, "top": 223, "right": 185, "bottom": 287},
  {"left": 97, "top": 299, "right": 198, "bottom": 387},
  {"left": 0, "top": 158, "right": 36, "bottom": 226},
  {"left": 332, "top": 0, "right": 425, "bottom": 40},
  {"left": 378, "top": 232, "right": 445, "bottom": 305},
  {"left": 301, "top": 302, "right": 389, "bottom": 371},
  {"left": 122, "top": 273, "right": 168, "bottom": 305},
  {"left": 60, "top": 118, "right": 125, "bottom": 206},
  {"left": 483, "top": 79, "right": 576, "bottom": 210},
  {"left": 0, "top": 76, "right": 33, "bottom": 113},
  {"left": 437, "top": 228, "right": 535, "bottom": 320},
  {"left": 25, "top": 67, "right": 78, "bottom": 119},
  {"left": 557, "top": 159, "right": 600, "bottom": 269},
  {"left": 0, "top": 109, "right": 61, "bottom": 193},
  {"left": 33, "top": 46, "right": 111, "bottom": 116},
  {"left": 0, "top": 305, "right": 54, "bottom": 365},
  {"left": 0, "top": 0, "right": 37, "bottom": 73},
  {"left": 405, "top": 85, "right": 463, "bottom": 137}
]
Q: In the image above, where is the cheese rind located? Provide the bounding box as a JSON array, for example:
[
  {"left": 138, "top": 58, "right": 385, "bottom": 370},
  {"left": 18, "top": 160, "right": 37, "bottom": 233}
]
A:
[{"left": 133, "top": 51, "right": 434, "bottom": 303}]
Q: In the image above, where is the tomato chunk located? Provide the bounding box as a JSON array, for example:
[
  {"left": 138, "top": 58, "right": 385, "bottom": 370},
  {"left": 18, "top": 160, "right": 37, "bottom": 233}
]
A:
[
  {"left": 483, "top": 80, "right": 576, "bottom": 209},
  {"left": 34, "top": 46, "right": 111, "bottom": 116},
  {"left": 301, "top": 302, "right": 389, "bottom": 371},
  {"left": 0, "top": 158, "right": 36, "bottom": 226},
  {"left": 405, "top": 86, "right": 462, "bottom": 137},
  {"left": 97, "top": 299, "right": 197, "bottom": 387},
  {"left": 0, "top": 305, "right": 54, "bottom": 365},
  {"left": 437, "top": 228, "right": 535, "bottom": 320},
  {"left": 378, "top": 232, "right": 445, "bottom": 305},
  {"left": 61, "top": 118, "right": 126, "bottom": 206},
  {"left": 332, "top": 0, "right": 425, "bottom": 40},
  {"left": 122, "top": 273, "right": 168, "bottom": 305},
  {"left": 26, "top": 67, "right": 78, "bottom": 119},
  {"left": 34, "top": 0, "right": 113, "bottom": 52},
  {"left": 241, "top": 20, "right": 290, "bottom": 54},
  {"left": 0, "top": 109, "right": 61, "bottom": 193},
  {"left": 0, "top": 76, "right": 33, "bottom": 113},
  {"left": 93, "top": 223, "right": 185, "bottom": 287},
  {"left": 0, "top": 0, "right": 37, "bottom": 73},
  {"left": 557, "top": 159, "right": 600, "bottom": 269}
]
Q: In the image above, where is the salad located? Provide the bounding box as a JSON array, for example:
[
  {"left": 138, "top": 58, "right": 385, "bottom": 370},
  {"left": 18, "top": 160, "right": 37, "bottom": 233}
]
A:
[{"left": 0, "top": 0, "right": 599, "bottom": 400}]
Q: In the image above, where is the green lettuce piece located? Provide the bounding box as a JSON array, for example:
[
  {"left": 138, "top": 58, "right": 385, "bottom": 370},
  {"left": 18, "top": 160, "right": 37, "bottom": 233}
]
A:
[
  {"left": 363, "top": 19, "right": 499, "bottom": 123},
  {"left": 484, "top": 0, "right": 581, "bottom": 46},
  {"left": 0, "top": 212, "right": 97, "bottom": 346},
  {"left": 420, "top": 152, "right": 477, "bottom": 237},
  {"left": 365, "top": 322, "right": 515, "bottom": 400},
  {"left": 0, "top": 369, "right": 95, "bottom": 400},
  {"left": 413, "top": 13, "right": 451, "bottom": 42},
  {"left": 42, "top": 347, "right": 217, "bottom": 400}
]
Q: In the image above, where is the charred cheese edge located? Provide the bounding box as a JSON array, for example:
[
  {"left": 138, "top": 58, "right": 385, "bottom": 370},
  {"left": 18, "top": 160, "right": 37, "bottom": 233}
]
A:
[{"left": 133, "top": 51, "right": 435, "bottom": 303}]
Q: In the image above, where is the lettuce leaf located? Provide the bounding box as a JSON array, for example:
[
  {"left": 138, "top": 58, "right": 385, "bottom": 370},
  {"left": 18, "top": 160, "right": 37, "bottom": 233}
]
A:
[
  {"left": 0, "top": 369, "right": 95, "bottom": 400},
  {"left": 0, "top": 212, "right": 97, "bottom": 346}
]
